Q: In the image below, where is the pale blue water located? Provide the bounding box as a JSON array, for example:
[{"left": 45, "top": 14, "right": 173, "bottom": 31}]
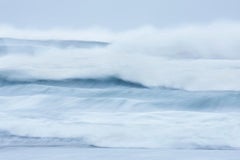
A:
[{"left": 0, "top": 37, "right": 240, "bottom": 150}]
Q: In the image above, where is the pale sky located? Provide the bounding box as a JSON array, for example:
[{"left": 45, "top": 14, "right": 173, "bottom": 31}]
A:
[{"left": 0, "top": 0, "right": 239, "bottom": 30}]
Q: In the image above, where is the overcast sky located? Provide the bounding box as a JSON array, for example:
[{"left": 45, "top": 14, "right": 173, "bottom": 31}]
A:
[{"left": 0, "top": 0, "right": 239, "bottom": 30}]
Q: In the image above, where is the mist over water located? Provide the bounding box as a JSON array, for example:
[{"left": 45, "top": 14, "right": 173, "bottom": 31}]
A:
[{"left": 0, "top": 22, "right": 240, "bottom": 149}]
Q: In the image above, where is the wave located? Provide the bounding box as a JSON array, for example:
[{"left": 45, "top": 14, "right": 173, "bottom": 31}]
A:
[
  {"left": 0, "top": 131, "right": 236, "bottom": 150},
  {"left": 0, "top": 22, "right": 240, "bottom": 91},
  {"left": 1, "top": 83, "right": 240, "bottom": 112},
  {"left": 0, "top": 23, "right": 240, "bottom": 150},
  {"left": 0, "top": 111, "right": 239, "bottom": 149},
  {"left": 0, "top": 37, "right": 108, "bottom": 55},
  {"left": 0, "top": 130, "right": 90, "bottom": 147},
  {"left": 0, "top": 51, "right": 240, "bottom": 91},
  {"left": 0, "top": 76, "right": 146, "bottom": 88}
]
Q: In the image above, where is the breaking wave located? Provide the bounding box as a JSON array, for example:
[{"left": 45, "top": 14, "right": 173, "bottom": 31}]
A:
[
  {"left": 0, "top": 22, "right": 240, "bottom": 91},
  {"left": 0, "top": 22, "right": 240, "bottom": 149},
  {"left": 0, "top": 111, "right": 239, "bottom": 149}
]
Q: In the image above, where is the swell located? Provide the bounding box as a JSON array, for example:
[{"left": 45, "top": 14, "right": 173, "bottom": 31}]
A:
[
  {"left": 0, "top": 130, "right": 91, "bottom": 148},
  {"left": 0, "top": 37, "right": 109, "bottom": 55},
  {"left": 0, "top": 83, "right": 240, "bottom": 112},
  {"left": 0, "top": 76, "right": 146, "bottom": 88}
]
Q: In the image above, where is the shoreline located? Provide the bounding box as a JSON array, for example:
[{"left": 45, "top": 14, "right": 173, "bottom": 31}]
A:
[{"left": 0, "top": 147, "right": 239, "bottom": 160}]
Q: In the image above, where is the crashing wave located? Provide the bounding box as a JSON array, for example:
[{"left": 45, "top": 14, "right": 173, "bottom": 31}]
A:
[{"left": 0, "top": 23, "right": 240, "bottom": 150}]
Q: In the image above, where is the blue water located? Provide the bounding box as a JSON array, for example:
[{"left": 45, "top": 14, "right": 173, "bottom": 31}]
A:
[{"left": 0, "top": 37, "right": 239, "bottom": 149}]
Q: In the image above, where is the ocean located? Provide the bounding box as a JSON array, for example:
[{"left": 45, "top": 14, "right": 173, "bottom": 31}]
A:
[{"left": 0, "top": 24, "right": 240, "bottom": 159}]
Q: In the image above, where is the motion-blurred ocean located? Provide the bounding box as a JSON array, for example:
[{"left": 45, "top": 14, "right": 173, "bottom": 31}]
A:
[{"left": 0, "top": 24, "right": 240, "bottom": 152}]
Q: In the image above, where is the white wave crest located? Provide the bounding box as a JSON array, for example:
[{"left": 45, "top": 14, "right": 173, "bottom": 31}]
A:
[{"left": 0, "top": 22, "right": 240, "bottom": 91}]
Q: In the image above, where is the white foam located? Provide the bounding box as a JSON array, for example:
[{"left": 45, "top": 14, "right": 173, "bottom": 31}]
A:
[
  {"left": 0, "top": 22, "right": 240, "bottom": 91},
  {"left": 0, "top": 111, "right": 239, "bottom": 149}
]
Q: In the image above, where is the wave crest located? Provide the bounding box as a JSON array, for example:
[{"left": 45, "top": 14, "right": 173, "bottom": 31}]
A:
[
  {"left": 0, "top": 22, "right": 240, "bottom": 91},
  {"left": 0, "top": 76, "right": 146, "bottom": 88}
]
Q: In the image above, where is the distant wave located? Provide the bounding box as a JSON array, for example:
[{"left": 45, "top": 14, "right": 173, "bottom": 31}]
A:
[{"left": 0, "top": 37, "right": 109, "bottom": 55}]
